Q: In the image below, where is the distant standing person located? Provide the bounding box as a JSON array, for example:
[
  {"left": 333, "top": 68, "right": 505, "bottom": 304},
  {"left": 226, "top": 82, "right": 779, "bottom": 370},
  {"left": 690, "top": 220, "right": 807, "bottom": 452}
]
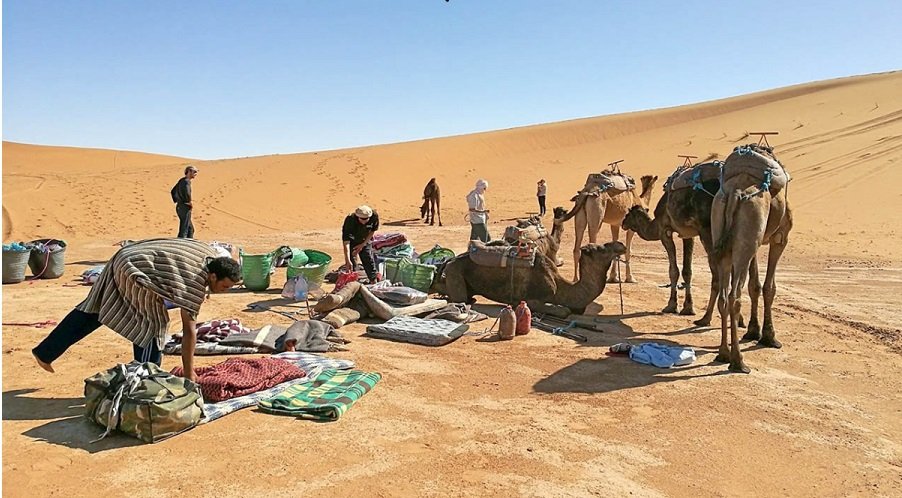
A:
[
  {"left": 467, "top": 179, "right": 491, "bottom": 242},
  {"left": 171, "top": 165, "right": 198, "bottom": 238},
  {"left": 32, "top": 238, "right": 242, "bottom": 381},
  {"left": 537, "top": 179, "right": 547, "bottom": 216},
  {"left": 342, "top": 205, "right": 381, "bottom": 283}
]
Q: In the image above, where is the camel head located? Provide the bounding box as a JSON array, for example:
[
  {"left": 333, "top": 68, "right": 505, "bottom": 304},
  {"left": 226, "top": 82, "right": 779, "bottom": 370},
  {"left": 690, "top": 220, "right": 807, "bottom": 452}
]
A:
[
  {"left": 621, "top": 205, "right": 650, "bottom": 233},
  {"left": 419, "top": 198, "right": 429, "bottom": 219},
  {"left": 578, "top": 241, "right": 627, "bottom": 273},
  {"left": 638, "top": 175, "right": 659, "bottom": 206},
  {"left": 552, "top": 206, "right": 568, "bottom": 224}
]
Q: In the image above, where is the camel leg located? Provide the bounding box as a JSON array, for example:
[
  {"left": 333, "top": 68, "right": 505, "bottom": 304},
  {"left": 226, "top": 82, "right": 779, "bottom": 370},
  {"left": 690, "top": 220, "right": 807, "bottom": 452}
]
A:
[
  {"left": 623, "top": 230, "right": 637, "bottom": 283},
  {"left": 728, "top": 247, "right": 754, "bottom": 374},
  {"left": 660, "top": 233, "right": 680, "bottom": 314},
  {"left": 714, "top": 257, "right": 731, "bottom": 364},
  {"left": 429, "top": 198, "right": 435, "bottom": 226},
  {"left": 743, "top": 256, "right": 762, "bottom": 341},
  {"left": 759, "top": 236, "right": 788, "bottom": 348},
  {"left": 528, "top": 300, "right": 571, "bottom": 319},
  {"left": 573, "top": 216, "right": 588, "bottom": 282},
  {"left": 694, "top": 233, "right": 718, "bottom": 327},
  {"left": 679, "top": 237, "right": 695, "bottom": 315},
  {"left": 607, "top": 225, "right": 621, "bottom": 283},
  {"left": 445, "top": 262, "right": 472, "bottom": 304},
  {"left": 436, "top": 195, "right": 442, "bottom": 227}
]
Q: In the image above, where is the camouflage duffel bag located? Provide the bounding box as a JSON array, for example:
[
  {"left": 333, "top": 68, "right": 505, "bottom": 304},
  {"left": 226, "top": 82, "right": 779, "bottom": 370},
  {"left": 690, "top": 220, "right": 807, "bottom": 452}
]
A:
[{"left": 84, "top": 361, "right": 204, "bottom": 443}]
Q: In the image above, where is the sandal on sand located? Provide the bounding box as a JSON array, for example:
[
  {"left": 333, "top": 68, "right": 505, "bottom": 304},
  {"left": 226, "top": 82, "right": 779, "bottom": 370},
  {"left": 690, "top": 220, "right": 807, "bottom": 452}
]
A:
[{"left": 609, "top": 342, "right": 632, "bottom": 354}]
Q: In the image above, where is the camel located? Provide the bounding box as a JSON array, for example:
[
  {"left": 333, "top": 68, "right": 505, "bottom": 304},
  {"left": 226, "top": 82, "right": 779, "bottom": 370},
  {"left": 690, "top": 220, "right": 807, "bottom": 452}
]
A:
[
  {"left": 443, "top": 241, "right": 625, "bottom": 316},
  {"left": 420, "top": 178, "right": 442, "bottom": 226},
  {"left": 711, "top": 145, "right": 793, "bottom": 373},
  {"left": 569, "top": 174, "right": 657, "bottom": 283},
  {"left": 494, "top": 205, "right": 576, "bottom": 265},
  {"left": 620, "top": 162, "right": 725, "bottom": 325}
]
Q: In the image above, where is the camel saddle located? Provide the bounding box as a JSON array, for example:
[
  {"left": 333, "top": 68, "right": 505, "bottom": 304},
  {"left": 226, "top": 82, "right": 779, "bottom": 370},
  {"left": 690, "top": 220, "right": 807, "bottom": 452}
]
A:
[
  {"left": 503, "top": 218, "right": 547, "bottom": 244},
  {"left": 468, "top": 240, "right": 536, "bottom": 269},
  {"left": 583, "top": 170, "right": 635, "bottom": 194},
  {"left": 722, "top": 144, "right": 791, "bottom": 194},
  {"left": 664, "top": 161, "right": 723, "bottom": 192}
]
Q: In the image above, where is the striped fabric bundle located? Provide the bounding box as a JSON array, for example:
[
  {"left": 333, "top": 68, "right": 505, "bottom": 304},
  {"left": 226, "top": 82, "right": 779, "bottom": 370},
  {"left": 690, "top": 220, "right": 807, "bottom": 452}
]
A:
[
  {"left": 76, "top": 238, "right": 216, "bottom": 349},
  {"left": 258, "top": 369, "right": 381, "bottom": 421}
]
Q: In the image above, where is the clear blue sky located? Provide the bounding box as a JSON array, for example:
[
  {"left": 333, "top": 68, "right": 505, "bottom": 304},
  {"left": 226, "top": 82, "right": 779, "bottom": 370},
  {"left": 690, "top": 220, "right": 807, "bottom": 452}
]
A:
[{"left": 3, "top": 1, "right": 900, "bottom": 159}]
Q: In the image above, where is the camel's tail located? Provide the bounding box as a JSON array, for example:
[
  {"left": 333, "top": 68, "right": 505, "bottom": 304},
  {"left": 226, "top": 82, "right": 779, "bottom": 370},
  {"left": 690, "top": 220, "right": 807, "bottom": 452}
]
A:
[{"left": 713, "top": 189, "right": 742, "bottom": 259}]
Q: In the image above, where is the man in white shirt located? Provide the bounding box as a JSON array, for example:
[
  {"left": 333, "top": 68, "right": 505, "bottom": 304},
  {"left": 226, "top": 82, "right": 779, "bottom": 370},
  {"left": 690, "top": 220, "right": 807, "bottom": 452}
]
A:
[{"left": 466, "top": 179, "right": 491, "bottom": 242}]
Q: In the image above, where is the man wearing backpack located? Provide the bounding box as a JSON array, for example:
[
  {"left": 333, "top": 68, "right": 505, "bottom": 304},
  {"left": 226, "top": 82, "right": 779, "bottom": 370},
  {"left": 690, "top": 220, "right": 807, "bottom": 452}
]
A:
[{"left": 171, "top": 165, "right": 198, "bottom": 238}]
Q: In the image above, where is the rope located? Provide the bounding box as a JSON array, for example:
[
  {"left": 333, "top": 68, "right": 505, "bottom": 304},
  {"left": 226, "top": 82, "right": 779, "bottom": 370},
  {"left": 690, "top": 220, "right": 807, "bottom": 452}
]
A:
[
  {"left": 2, "top": 320, "right": 58, "bottom": 328},
  {"left": 616, "top": 257, "right": 624, "bottom": 315}
]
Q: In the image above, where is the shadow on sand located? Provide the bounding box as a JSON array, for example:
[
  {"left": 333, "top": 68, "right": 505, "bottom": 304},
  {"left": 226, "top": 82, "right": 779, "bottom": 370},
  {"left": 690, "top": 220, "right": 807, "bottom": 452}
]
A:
[
  {"left": 6, "top": 389, "right": 141, "bottom": 453},
  {"left": 383, "top": 218, "right": 426, "bottom": 227}
]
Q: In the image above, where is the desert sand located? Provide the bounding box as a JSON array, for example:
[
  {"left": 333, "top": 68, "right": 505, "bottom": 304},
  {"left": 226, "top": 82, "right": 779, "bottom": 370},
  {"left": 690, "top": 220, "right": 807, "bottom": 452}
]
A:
[{"left": 2, "top": 71, "right": 901, "bottom": 497}]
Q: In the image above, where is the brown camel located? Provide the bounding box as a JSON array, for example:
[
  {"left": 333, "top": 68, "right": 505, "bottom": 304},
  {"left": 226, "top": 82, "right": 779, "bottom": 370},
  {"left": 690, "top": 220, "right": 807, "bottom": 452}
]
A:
[
  {"left": 711, "top": 144, "right": 793, "bottom": 373},
  {"left": 569, "top": 174, "right": 657, "bottom": 283},
  {"left": 443, "top": 241, "right": 626, "bottom": 316},
  {"left": 495, "top": 205, "right": 578, "bottom": 265},
  {"left": 420, "top": 178, "right": 442, "bottom": 226},
  {"left": 621, "top": 162, "right": 726, "bottom": 325}
]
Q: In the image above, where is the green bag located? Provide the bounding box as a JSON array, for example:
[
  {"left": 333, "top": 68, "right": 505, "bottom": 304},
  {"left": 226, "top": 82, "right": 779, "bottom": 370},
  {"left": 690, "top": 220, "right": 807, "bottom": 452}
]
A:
[
  {"left": 417, "top": 245, "right": 455, "bottom": 266},
  {"left": 84, "top": 362, "right": 204, "bottom": 444},
  {"left": 383, "top": 257, "right": 436, "bottom": 293}
]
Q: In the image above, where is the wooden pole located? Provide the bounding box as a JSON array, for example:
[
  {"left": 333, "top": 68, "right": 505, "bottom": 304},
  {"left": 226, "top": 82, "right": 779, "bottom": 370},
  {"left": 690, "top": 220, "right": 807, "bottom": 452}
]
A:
[{"left": 749, "top": 131, "right": 779, "bottom": 148}]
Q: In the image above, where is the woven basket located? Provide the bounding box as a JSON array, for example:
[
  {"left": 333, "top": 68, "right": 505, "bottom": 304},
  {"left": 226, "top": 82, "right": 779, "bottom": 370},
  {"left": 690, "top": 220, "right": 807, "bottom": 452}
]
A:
[
  {"left": 27, "top": 239, "right": 68, "bottom": 279},
  {"left": 240, "top": 250, "right": 275, "bottom": 291},
  {"left": 287, "top": 249, "right": 332, "bottom": 287},
  {"left": 383, "top": 257, "right": 436, "bottom": 293},
  {"left": 2, "top": 247, "right": 31, "bottom": 284}
]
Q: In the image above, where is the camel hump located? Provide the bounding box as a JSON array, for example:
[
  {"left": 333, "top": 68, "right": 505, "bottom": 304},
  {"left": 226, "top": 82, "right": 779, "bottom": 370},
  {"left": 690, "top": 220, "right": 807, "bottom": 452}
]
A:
[
  {"left": 665, "top": 161, "right": 723, "bottom": 192},
  {"left": 722, "top": 144, "right": 792, "bottom": 193},
  {"left": 468, "top": 240, "right": 536, "bottom": 268}
]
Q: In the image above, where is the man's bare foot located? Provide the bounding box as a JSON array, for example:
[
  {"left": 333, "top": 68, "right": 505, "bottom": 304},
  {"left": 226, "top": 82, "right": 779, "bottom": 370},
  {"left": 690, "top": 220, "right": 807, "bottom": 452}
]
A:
[{"left": 33, "top": 352, "right": 55, "bottom": 373}]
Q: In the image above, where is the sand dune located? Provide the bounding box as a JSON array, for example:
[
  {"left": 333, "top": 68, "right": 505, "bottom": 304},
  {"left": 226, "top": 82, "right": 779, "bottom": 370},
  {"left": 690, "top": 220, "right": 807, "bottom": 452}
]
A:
[
  {"left": 4, "top": 71, "right": 901, "bottom": 260},
  {"left": 3, "top": 71, "right": 902, "bottom": 497}
]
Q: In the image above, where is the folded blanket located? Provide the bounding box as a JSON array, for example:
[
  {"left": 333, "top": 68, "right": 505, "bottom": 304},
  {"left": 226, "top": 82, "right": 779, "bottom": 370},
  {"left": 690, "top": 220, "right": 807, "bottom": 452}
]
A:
[
  {"left": 219, "top": 320, "right": 349, "bottom": 353},
  {"left": 171, "top": 357, "right": 307, "bottom": 402},
  {"left": 258, "top": 369, "right": 381, "bottom": 421},
  {"left": 628, "top": 342, "right": 696, "bottom": 368},
  {"left": 200, "top": 349, "right": 358, "bottom": 423},
  {"left": 170, "top": 318, "right": 249, "bottom": 344},
  {"left": 424, "top": 303, "right": 488, "bottom": 324}
]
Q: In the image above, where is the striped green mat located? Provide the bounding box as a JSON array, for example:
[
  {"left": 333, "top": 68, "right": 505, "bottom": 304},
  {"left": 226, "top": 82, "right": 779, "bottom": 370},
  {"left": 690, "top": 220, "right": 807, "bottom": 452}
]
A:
[{"left": 258, "top": 369, "right": 381, "bottom": 421}]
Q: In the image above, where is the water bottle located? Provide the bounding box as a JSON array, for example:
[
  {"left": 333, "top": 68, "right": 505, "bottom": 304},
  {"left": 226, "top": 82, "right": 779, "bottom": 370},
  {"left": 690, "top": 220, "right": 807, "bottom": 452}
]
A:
[
  {"left": 498, "top": 306, "right": 516, "bottom": 340},
  {"left": 515, "top": 301, "right": 531, "bottom": 335}
]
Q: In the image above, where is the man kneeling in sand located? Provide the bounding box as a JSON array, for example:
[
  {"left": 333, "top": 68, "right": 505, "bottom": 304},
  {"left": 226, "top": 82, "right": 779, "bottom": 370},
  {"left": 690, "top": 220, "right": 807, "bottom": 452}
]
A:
[{"left": 32, "top": 238, "right": 241, "bottom": 381}]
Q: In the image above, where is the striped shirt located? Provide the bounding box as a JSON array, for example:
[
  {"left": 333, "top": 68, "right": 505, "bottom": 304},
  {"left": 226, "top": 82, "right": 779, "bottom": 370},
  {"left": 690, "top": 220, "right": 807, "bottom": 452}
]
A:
[{"left": 77, "top": 238, "right": 216, "bottom": 349}]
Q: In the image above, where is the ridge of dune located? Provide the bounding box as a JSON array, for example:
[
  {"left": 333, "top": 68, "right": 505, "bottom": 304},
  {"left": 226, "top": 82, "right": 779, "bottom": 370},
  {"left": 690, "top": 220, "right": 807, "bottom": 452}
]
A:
[{"left": 3, "top": 70, "right": 902, "bottom": 262}]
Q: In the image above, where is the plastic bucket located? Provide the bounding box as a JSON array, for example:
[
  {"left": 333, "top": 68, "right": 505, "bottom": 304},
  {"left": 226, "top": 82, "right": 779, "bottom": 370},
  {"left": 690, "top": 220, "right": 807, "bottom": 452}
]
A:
[
  {"left": 287, "top": 249, "right": 332, "bottom": 287},
  {"left": 27, "top": 239, "right": 68, "bottom": 279},
  {"left": 240, "top": 251, "right": 275, "bottom": 291}
]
